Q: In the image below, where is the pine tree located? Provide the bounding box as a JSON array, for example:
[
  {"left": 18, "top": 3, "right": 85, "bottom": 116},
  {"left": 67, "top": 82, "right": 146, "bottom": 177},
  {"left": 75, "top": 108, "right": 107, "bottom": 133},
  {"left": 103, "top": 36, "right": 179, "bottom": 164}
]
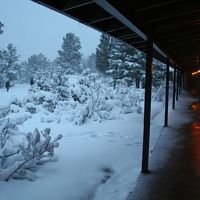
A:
[
  {"left": 51, "top": 64, "right": 69, "bottom": 100},
  {"left": 131, "top": 51, "right": 146, "bottom": 88},
  {"left": 27, "top": 53, "right": 50, "bottom": 77},
  {"left": 82, "top": 53, "right": 96, "bottom": 72},
  {"left": 57, "top": 33, "right": 82, "bottom": 74},
  {"left": 0, "top": 44, "right": 19, "bottom": 82},
  {"left": 109, "top": 38, "right": 134, "bottom": 78},
  {"left": 96, "top": 34, "right": 112, "bottom": 73},
  {"left": 108, "top": 37, "right": 144, "bottom": 88},
  {"left": 6, "top": 44, "right": 19, "bottom": 81},
  {"left": 152, "top": 59, "right": 166, "bottom": 88},
  {"left": 18, "top": 61, "right": 29, "bottom": 83},
  {"left": 0, "top": 50, "right": 6, "bottom": 86},
  {"left": 96, "top": 33, "right": 146, "bottom": 87},
  {"left": 0, "top": 22, "right": 4, "bottom": 35}
]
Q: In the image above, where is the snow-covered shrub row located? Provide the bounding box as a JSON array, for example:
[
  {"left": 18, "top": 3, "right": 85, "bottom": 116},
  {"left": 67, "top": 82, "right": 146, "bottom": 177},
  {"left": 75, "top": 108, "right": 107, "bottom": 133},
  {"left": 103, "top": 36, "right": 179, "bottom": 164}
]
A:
[
  {"left": 27, "top": 70, "right": 115, "bottom": 124},
  {"left": 28, "top": 69, "right": 146, "bottom": 124},
  {"left": 0, "top": 118, "right": 62, "bottom": 181},
  {"left": 22, "top": 69, "right": 167, "bottom": 125}
]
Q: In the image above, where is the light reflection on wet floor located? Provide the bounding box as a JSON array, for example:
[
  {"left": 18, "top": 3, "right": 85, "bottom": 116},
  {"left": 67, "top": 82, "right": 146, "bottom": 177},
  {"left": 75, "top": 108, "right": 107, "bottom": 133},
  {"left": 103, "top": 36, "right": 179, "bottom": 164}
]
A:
[
  {"left": 191, "top": 102, "right": 200, "bottom": 111},
  {"left": 127, "top": 100, "right": 200, "bottom": 200},
  {"left": 191, "top": 102, "right": 200, "bottom": 177}
]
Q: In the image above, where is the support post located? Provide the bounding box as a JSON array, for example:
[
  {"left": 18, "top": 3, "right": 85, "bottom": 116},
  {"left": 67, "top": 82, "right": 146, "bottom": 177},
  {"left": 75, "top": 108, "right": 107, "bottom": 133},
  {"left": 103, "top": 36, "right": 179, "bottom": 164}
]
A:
[
  {"left": 164, "top": 58, "right": 170, "bottom": 127},
  {"left": 172, "top": 67, "right": 176, "bottom": 110},
  {"left": 179, "top": 70, "right": 182, "bottom": 95},
  {"left": 176, "top": 68, "right": 179, "bottom": 101},
  {"left": 141, "top": 37, "right": 153, "bottom": 173}
]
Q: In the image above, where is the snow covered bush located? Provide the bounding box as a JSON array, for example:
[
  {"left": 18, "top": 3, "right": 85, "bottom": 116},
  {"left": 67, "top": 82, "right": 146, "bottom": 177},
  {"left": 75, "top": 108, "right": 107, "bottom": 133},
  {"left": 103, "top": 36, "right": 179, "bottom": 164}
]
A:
[
  {"left": 9, "top": 104, "right": 22, "bottom": 113},
  {"left": 32, "top": 69, "right": 51, "bottom": 92},
  {"left": 25, "top": 102, "right": 36, "bottom": 114},
  {"left": 70, "top": 71, "right": 115, "bottom": 124},
  {"left": 50, "top": 66, "right": 69, "bottom": 101},
  {"left": 0, "top": 119, "right": 14, "bottom": 150},
  {"left": 4, "top": 100, "right": 32, "bottom": 125},
  {"left": 0, "top": 119, "right": 62, "bottom": 181},
  {"left": 7, "top": 112, "right": 32, "bottom": 126},
  {"left": 152, "top": 83, "right": 166, "bottom": 102},
  {"left": 11, "top": 69, "right": 148, "bottom": 125},
  {"left": 30, "top": 90, "right": 57, "bottom": 112},
  {"left": 70, "top": 83, "right": 89, "bottom": 104},
  {"left": 0, "top": 119, "right": 20, "bottom": 171},
  {"left": 116, "top": 86, "right": 144, "bottom": 114}
]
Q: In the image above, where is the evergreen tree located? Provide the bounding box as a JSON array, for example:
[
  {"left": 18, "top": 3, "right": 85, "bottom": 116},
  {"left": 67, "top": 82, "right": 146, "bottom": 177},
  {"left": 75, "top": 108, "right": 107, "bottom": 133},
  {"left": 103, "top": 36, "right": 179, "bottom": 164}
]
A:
[
  {"left": 108, "top": 37, "right": 145, "bottom": 88},
  {"left": 18, "top": 61, "right": 29, "bottom": 83},
  {"left": 96, "top": 33, "right": 146, "bottom": 88},
  {"left": 131, "top": 51, "right": 146, "bottom": 88},
  {"left": 27, "top": 53, "right": 50, "bottom": 77},
  {"left": 51, "top": 64, "right": 69, "bottom": 100},
  {"left": 152, "top": 59, "right": 166, "bottom": 88},
  {"left": 109, "top": 38, "right": 135, "bottom": 79},
  {"left": 0, "top": 44, "right": 19, "bottom": 82},
  {"left": 0, "top": 22, "right": 4, "bottom": 35},
  {"left": 57, "top": 33, "right": 82, "bottom": 74},
  {"left": 96, "top": 34, "right": 112, "bottom": 73},
  {"left": 82, "top": 53, "right": 96, "bottom": 72}
]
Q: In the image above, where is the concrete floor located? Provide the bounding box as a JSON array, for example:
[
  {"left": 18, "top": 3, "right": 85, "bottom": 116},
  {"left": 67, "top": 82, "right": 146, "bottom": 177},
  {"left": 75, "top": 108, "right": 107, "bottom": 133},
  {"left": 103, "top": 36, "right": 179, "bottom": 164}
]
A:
[{"left": 127, "top": 92, "right": 200, "bottom": 200}]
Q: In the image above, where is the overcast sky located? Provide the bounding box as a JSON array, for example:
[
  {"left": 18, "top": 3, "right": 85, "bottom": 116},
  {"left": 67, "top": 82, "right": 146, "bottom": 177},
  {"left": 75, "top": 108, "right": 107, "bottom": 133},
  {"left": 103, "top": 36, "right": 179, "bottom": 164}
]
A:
[{"left": 0, "top": 0, "right": 101, "bottom": 61}]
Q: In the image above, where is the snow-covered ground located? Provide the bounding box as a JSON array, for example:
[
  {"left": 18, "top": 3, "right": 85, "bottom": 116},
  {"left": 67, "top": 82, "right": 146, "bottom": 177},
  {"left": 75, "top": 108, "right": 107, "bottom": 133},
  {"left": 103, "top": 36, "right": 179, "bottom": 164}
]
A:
[
  {"left": 0, "top": 84, "right": 165, "bottom": 200},
  {"left": 0, "top": 84, "right": 29, "bottom": 108}
]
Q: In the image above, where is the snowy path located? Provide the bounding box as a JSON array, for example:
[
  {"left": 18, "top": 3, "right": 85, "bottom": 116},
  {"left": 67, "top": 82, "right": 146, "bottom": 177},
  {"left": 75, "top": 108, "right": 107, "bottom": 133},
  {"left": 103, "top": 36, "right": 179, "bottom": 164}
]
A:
[{"left": 0, "top": 84, "right": 165, "bottom": 200}]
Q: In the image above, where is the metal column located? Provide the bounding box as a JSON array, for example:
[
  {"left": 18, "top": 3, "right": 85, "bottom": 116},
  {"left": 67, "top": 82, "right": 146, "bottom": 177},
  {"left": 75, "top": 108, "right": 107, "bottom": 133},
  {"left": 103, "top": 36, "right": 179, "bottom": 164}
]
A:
[
  {"left": 141, "top": 38, "right": 153, "bottom": 173},
  {"left": 179, "top": 70, "right": 182, "bottom": 95},
  {"left": 172, "top": 68, "right": 176, "bottom": 110},
  {"left": 176, "top": 69, "right": 179, "bottom": 101},
  {"left": 164, "top": 58, "right": 170, "bottom": 127}
]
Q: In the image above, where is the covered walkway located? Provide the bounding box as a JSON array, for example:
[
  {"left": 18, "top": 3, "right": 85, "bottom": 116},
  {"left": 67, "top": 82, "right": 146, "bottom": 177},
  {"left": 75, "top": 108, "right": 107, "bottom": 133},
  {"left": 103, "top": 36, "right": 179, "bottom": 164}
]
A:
[
  {"left": 33, "top": 0, "right": 200, "bottom": 173},
  {"left": 32, "top": 1, "right": 200, "bottom": 197},
  {"left": 128, "top": 91, "right": 200, "bottom": 200}
]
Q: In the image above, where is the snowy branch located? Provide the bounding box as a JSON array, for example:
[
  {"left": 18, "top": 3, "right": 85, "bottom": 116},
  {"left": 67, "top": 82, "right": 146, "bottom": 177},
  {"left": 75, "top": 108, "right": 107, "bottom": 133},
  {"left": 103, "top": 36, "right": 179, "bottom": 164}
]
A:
[{"left": 0, "top": 120, "right": 62, "bottom": 181}]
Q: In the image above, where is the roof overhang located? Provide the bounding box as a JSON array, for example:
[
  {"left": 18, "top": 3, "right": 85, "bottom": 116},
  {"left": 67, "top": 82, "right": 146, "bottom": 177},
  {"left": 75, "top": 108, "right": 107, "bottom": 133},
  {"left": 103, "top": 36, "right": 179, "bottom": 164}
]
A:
[{"left": 32, "top": 0, "right": 200, "bottom": 71}]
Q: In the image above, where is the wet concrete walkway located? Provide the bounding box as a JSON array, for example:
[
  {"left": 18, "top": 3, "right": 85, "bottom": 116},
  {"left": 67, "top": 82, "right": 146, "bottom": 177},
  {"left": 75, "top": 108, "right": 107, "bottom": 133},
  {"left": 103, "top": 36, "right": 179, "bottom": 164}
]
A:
[{"left": 127, "top": 92, "right": 200, "bottom": 200}]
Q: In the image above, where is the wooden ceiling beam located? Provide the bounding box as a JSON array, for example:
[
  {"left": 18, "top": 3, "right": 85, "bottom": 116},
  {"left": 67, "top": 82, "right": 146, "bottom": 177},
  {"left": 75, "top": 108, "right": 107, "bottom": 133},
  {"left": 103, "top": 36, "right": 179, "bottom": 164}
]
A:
[
  {"left": 89, "top": 16, "right": 114, "bottom": 25},
  {"left": 62, "top": 0, "right": 93, "bottom": 11},
  {"left": 134, "top": 0, "right": 181, "bottom": 13},
  {"left": 105, "top": 26, "right": 127, "bottom": 34},
  {"left": 123, "top": 38, "right": 144, "bottom": 45},
  {"left": 148, "top": 9, "right": 200, "bottom": 24},
  {"left": 159, "top": 36, "right": 200, "bottom": 44},
  {"left": 151, "top": 12, "right": 200, "bottom": 31},
  {"left": 65, "top": 3, "right": 112, "bottom": 24},
  {"left": 164, "top": 43, "right": 200, "bottom": 49},
  {"left": 155, "top": 27, "right": 200, "bottom": 39},
  {"left": 109, "top": 28, "right": 133, "bottom": 38},
  {"left": 118, "top": 34, "right": 138, "bottom": 40}
]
